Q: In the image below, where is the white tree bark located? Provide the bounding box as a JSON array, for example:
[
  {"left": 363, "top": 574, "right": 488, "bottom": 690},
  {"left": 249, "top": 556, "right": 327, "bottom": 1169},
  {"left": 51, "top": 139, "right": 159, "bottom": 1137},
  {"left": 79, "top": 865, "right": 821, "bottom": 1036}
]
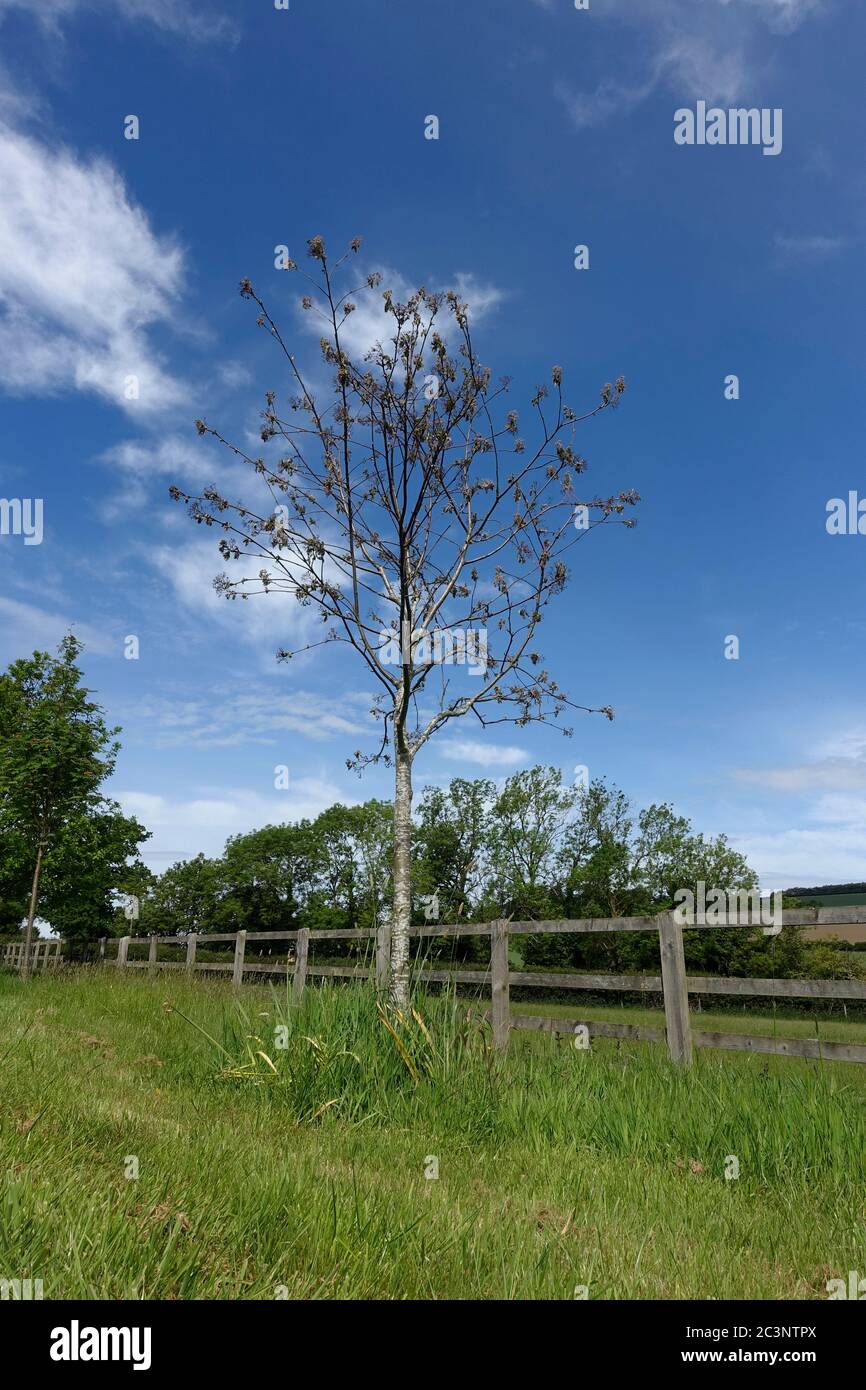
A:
[{"left": 389, "top": 738, "right": 413, "bottom": 1008}]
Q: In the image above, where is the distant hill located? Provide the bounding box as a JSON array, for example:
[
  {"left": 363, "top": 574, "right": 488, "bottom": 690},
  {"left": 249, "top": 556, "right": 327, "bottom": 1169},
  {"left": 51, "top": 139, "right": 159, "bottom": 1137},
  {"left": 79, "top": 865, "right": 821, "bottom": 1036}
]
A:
[{"left": 784, "top": 882, "right": 866, "bottom": 907}]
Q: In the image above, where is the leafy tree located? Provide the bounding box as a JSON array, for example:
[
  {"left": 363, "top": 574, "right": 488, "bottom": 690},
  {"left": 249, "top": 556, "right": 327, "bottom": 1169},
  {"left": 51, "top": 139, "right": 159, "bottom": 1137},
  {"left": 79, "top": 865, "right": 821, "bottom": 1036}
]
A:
[
  {"left": 415, "top": 778, "right": 494, "bottom": 922},
  {"left": 40, "top": 804, "right": 149, "bottom": 957},
  {"left": 218, "top": 823, "right": 312, "bottom": 934},
  {"left": 172, "top": 236, "right": 637, "bottom": 1003},
  {"left": 0, "top": 824, "right": 30, "bottom": 936},
  {"left": 560, "top": 779, "right": 634, "bottom": 915},
  {"left": 0, "top": 637, "right": 124, "bottom": 976},
  {"left": 344, "top": 800, "right": 393, "bottom": 932},
  {"left": 488, "top": 766, "right": 577, "bottom": 920},
  {"left": 136, "top": 854, "right": 224, "bottom": 936}
]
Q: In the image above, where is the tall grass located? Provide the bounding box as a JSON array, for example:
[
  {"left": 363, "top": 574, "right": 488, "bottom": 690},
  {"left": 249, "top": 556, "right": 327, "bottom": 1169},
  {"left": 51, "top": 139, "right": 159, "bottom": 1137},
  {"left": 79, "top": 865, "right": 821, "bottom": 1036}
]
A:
[{"left": 0, "top": 969, "right": 864, "bottom": 1299}]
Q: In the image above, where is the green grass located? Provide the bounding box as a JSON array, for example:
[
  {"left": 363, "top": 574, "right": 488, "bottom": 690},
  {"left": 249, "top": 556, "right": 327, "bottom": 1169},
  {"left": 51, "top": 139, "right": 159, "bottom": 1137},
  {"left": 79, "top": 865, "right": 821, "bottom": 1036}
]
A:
[
  {"left": 514, "top": 997, "right": 866, "bottom": 1043},
  {"left": 1, "top": 969, "right": 864, "bottom": 1300}
]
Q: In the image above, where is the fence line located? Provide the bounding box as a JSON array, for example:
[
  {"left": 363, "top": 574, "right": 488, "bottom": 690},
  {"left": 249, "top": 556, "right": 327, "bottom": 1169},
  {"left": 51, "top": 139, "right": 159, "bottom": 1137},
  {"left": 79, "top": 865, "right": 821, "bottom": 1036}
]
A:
[{"left": 4, "top": 907, "right": 866, "bottom": 1068}]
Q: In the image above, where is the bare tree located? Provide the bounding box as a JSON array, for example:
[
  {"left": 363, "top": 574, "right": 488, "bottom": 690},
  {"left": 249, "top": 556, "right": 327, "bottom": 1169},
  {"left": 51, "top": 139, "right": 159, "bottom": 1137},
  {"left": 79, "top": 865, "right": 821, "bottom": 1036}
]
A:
[{"left": 172, "top": 236, "right": 638, "bottom": 1005}]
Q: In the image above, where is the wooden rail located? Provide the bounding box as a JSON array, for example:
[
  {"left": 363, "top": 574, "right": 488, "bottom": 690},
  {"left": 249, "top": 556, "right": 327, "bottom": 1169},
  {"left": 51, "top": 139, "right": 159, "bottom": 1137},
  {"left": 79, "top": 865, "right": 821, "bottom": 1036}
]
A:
[{"left": 4, "top": 907, "right": 866, "bottom": 1069}]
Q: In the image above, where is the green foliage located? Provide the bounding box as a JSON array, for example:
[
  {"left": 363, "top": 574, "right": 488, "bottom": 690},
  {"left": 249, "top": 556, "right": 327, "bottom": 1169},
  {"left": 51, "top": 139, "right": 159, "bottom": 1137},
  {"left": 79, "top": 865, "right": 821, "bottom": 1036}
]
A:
[
  {"left": 39, "top": 805, "right": 150, "bottom": 956},
  {"left": 0, "top": 638, "right": 150, "bottom": 952},
  {"left": 0, "top": 636, "right": 117, "bottom": 845},
  {"left": 126, "top": 765, "right": 843, "bottom": 982},
  {"left": 133, "top": 803, "right": 394, "bottom": 956}
]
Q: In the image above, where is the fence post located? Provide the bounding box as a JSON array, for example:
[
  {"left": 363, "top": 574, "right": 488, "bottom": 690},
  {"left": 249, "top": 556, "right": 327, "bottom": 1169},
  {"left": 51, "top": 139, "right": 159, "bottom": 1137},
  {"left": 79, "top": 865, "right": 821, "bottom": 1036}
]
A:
[
  {"left": 375, "top": 925, "right": 391, "bottom": 992},
  {"left": 148, "top": 934, "right": 158, "bottom": 977},
  {"left": 232, "top": 930, "right": 247, "bottom": 988},
  {"left": 185, "top": 934, "right": 197, "bottom": 975},
  {"left": 99, "top": 937, "right": 106, "bottom": 962},
  {"left": 293, "top": 928, "right": 309, "bottom": 1005},
  {"left": 491, "top": 919, "right": 510, "bottom": 1052},
  {"left": 658, "top": 910, "right": 693, "bottom": 1068},
  {"left": 117, "top": 936, "right": 130, "bottom": 972}
]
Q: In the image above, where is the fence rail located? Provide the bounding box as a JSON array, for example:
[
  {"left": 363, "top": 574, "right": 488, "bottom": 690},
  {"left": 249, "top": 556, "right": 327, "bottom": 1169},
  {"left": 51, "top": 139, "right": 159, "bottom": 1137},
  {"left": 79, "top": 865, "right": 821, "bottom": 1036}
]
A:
[
  {"left": 1, "top": 939, "right": 63, "bottom": 971},
  {"left": 4, "top": 908, "right": 866, "bottom": 1068}
]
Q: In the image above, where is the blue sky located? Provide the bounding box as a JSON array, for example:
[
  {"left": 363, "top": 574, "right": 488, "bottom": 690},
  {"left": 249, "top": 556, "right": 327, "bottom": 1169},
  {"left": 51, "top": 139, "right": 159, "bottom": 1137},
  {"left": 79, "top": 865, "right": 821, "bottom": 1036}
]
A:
[{"left": 0, "top": 0, "right": 864, "bottom": 890}]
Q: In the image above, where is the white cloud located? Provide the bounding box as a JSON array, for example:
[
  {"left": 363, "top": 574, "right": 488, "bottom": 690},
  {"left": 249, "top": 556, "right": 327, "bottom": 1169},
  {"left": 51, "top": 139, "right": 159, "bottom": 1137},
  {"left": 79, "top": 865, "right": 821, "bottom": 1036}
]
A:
[
  {"left": 120, "top": 779, "right": 355, "bottom": 864},
  {"left": 0, "top": 0, "right": 237, "bottom": 44},
  {"left": 736, "top": 759, "right": 866, "bottom": 793},
  {"left": 0, "top": 595, "right": 116, "bottom": 659},
  {"left": 299, "top": 264, "right": 505, "bottom": 362},
  {"left": 150, "top": 536, "right": 337, "bottom": 654},
  {"left": 556, "top": 0, "right": 823, "bottom": 127},
  {"left": 0, "top": 125, "right": 186, "bottom": 416},
  {"left": 218, "top": 360, "right": 254, "bottom": 390},
  {"left": 732, "top": 722, "right": 866, "bottom": 886},
  {"left": 98, "top": 434, "right": 226, "bottom": 519},
  {"left": 738, "top": 0, "right": 823, "bottom": 35},
  {"left": 555, "top": 70, "right": 662, "bottom": 129},
  {"left": 733, "top": 826, "right": 866, "bottom": 893},
  {"left": 774, "top": 233, "right": 849, "bottom": 262},
  {"left": 128, "top": 688, "right": 371, "bottom": 748},
  {"left": 440, "top": 738, "right": 527, "bottom": 768},
  {"left": 735, "top": 727, "right": 866, "bottom": 793}
]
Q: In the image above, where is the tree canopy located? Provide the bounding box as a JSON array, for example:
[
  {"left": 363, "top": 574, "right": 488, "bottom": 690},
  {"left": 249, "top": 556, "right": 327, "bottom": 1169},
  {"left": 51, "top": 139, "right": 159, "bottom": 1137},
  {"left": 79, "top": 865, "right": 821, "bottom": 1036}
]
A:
[{"left": 0, "top": 638, "right": 150, "bottom": 961}]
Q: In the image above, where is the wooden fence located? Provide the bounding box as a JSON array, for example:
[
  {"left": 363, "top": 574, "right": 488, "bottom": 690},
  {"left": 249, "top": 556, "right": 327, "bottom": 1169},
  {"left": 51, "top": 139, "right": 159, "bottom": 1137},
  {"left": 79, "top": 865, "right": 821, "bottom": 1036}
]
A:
[
  {"left": 4, "top": 905, "right": 866, "bottom": 1068},
  {"left": 2, "top": 939, "right": 63, "bottom": 972}
]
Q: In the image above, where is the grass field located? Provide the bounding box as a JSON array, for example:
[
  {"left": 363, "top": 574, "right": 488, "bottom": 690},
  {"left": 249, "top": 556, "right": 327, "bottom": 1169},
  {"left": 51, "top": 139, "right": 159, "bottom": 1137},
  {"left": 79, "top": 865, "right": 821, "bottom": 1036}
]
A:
[{"left": 1, "top": 968, "right": 865, "bottom": 1300}]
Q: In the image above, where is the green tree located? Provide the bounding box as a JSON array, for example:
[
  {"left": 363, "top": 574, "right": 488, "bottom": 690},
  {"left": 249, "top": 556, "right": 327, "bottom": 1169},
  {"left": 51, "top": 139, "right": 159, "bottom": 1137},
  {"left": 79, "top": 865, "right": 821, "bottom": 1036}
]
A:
[
  {"left": 0, "top": 637, "right": 122, "bottom": 976},
  {"left": 0, "top": 823, "right": 30, "bottom": 937},
  {"left": 40, "top": 804, "right": 150, "bottom": 957},
  {"left": 218, "top": 823, "right": 313, "bottom": 934},
  {"left": 415, "top": 778, "right": 494, "bottom": 922},
  {"left": 488, "top": 766, "right": 577, "bottom": 920},
  {"left": 136, "top": 854, "right": 224, "bottom": 936}
]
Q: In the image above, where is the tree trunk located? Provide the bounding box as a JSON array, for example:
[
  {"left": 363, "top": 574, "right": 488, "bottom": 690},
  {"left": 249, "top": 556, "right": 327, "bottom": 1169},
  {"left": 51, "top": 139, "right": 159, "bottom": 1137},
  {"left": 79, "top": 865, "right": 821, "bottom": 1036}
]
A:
[
  {"left": 21, "top": 839, "right": 44, "bottom": 981},
  {"left": 389, "top": 740, "right": 413, "bottom": 1008}
]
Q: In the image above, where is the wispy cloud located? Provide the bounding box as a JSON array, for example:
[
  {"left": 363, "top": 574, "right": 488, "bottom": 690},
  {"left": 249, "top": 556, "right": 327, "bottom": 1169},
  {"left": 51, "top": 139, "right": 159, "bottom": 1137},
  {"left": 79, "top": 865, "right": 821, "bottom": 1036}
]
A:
[
  {"left": 773, "top": 233, "right": 850, "bottom": 263},
  {"left": 0, "top": 0, "right": 238, "bottom": 45},
  {"left": 149, "top": 536, "right": 346, "bottom": 656},
  {"left": 440, "top": 738, "right": 527, "bottom": 768},
  {"left": 733, "top": 824, "right": 866, "bottom": 892},
  {"left": 127, "top": 688, "right": 372, "bottom": 749},
  {"left": 0, "top": 595, "right": 116, "bottom": 660},
  {"left": 98, "top": 434, "right": 227, "bottom": 519},
  {"left": 735, "top": 728, "right": 866, "bottom": 792},
  {"left": 0, "top": 125, "right": 187, "bottom": 416},
  {"left": 732, "top": 723, "right": 866, "bottom": 886},
  {"left": 556, "top": 0, "right": 824, "bottom": 129}
]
